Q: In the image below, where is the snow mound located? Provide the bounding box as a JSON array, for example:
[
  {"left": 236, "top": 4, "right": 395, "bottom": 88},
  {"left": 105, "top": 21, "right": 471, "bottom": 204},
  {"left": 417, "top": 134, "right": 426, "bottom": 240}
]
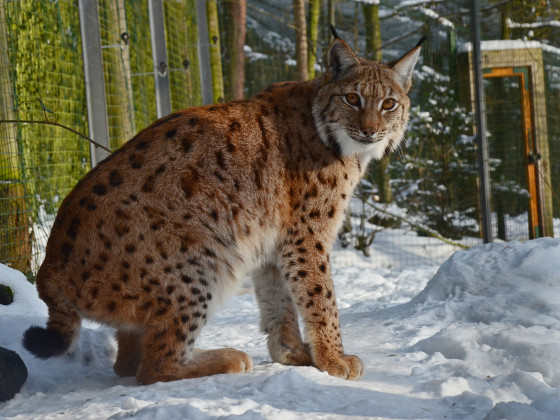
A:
[
  {"left": 412, "top": 238, "right": 560, "bottom": 315},
  {"left": 0, "top": 263, "right": 47, "bottom": 317},
  {"left": 390, "top": 238, "right": 560, "bottom": 418}
]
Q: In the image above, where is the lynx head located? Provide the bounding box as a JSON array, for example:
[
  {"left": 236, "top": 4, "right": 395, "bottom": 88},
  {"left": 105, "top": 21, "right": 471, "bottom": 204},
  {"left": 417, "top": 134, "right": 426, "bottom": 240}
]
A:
[{"left": 312, "top": 28, "right": 424, "bottom": 164}]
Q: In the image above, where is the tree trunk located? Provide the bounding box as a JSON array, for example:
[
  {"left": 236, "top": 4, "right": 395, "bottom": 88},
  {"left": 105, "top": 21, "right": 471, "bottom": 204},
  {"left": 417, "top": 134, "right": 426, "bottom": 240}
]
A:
[
  {"left": 293, "top": 0, "right": 308, "bottom": 81},
  {"left": 363, "top": 3, "right": 382, "bottom": 61},
  {"left": 327, "top": 0, "right": 336, "bottom": 26},
  {"left": 363, "top": 3, "right": 391, "bottom": 203},
  {"left": 224, "top": 0, "right": 246, "bottom": 101},
  {"left": 501, "top": 2, "right": 511, "bottom": 40},
  {"left": 307, "top": 0, "right": 320, "bottom": 79},
  {"left": 206, "top": 0, "right": 225, "bottom": 103}
]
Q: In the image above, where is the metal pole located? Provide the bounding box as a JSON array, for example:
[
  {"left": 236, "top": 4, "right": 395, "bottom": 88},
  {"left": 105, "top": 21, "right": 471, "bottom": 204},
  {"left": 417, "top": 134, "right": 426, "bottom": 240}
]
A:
[
  {"left": 470, "top": 0, "right": 493, "bottom": 243},
  {"left": 196, "top": 0, "right": 214, "bottom": 105},
  {"left": 79, "top": 0, "right": 110, "bottom": 167},
  {"left": 148, "top": 0, "right": 171, "bottom": 118}
]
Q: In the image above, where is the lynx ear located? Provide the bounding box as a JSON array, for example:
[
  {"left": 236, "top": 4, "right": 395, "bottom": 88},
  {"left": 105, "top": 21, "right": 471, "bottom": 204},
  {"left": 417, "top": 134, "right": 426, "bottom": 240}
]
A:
[
  {"left": 390, "top": 36, "right": 426, "bottom": 92},
  {"left": 327, "top": 34, "right": 360, "bottom": 81}
]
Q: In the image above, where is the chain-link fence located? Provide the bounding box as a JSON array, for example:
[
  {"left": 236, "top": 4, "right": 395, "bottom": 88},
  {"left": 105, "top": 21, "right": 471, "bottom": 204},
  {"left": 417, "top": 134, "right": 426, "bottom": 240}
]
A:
[
  {"left": 1, "top": 0, "right": 90, "bottom": 277},
  {"left": 1, "top": 0, "right": 559, "bottom": 275},
  {"left": 0, "top": 0, "right": 203, "bottom": 275}
]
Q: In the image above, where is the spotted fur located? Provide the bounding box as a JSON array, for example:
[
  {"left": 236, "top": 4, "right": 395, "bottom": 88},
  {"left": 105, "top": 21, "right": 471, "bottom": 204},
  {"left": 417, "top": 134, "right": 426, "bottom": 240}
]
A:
[{"left": 23, "top": 32, "right": 422, "bottom": 384}]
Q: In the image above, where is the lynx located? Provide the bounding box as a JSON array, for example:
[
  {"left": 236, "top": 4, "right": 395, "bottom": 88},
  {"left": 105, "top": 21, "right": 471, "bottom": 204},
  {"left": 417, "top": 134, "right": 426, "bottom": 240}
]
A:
[{"left": 23, "top": 28, "right": 423, "bottom": 384}]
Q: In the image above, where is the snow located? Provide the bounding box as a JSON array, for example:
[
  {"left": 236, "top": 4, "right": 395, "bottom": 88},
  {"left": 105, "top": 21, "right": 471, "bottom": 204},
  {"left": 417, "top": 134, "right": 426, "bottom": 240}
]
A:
[
  {"left": 506, "top": 18, "right": 560, "bottom": 29},
  {"left": 458, "top": 39, "right": 560, "bottom": 57},
  {"left": 417, "top": 7, "right": 454, "bottom": 29},
  {"left": 351, "top": 0, "right": 379, "bottom": 5},
  {"left": 2, "top": 237, "right": 560, "bottom": 419}
]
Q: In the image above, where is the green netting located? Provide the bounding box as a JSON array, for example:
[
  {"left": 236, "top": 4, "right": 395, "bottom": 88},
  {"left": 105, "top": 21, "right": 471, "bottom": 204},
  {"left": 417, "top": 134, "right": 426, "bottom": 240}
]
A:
[
  {"left": 164, "top": 0, "right": 202, "bottom": 110},
  {"left": 99, "top": 0, "right": 136, "bottom": 149},
  {"left": 125, "top": 0, "right": 157, "bottom": 132},
  {"left": 1, "top": 0, "right": 90, "bottom": 276}
]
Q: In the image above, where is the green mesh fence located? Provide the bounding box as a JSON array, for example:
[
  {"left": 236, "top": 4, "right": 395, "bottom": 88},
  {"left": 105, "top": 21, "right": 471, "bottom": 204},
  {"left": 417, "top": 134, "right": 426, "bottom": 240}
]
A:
[
  {"left": 125, "top": 0, "right": 157, "bottom": 132},
  {"left": 1, "top": 0, "right": 90, "bottom": 276},
  {"left": 98, "top": 0, "right": 136, "bottom": 149},
  {"left": 164, "top": 0, "right": 202, "bottom": 110},
  {"left": 0, "top": 0, "right": 203, "bottom": 275}
]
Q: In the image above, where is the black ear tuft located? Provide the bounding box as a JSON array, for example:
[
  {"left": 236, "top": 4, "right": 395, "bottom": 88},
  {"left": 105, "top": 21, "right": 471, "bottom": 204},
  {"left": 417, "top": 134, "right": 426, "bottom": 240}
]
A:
[
  {"left": 329, "top": 24, "right": 340, "bottom": 40},
  {"left": 415, "top": 35, "right": 428, "bottom": 48}
]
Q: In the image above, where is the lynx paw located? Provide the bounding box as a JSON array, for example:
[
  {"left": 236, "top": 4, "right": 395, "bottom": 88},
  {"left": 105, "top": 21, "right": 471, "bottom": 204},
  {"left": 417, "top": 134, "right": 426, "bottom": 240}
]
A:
[
  {"left": 114, "top": 358, "right": 140, "bottom": 377},
  {"left": 314, "top": 353, "right": 364, "bottom": 380},
  {"left": 217, "top": 348, "right": 254, "bottom": 374},
  {"left": 268, "top": 332, "right": 313, "bottom": 366},
  {"left": 273, "top": 342, "right": 313, "bottom": 367}
]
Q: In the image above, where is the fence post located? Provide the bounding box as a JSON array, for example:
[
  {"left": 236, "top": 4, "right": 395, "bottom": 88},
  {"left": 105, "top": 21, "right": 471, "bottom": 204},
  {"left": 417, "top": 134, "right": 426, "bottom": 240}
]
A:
[
  {"left": 78, "top": 0, "right": 110, "bottom": 167},
  {"left": 196, "top": 0, "right": 214, "bottom": 105},
  {"left": 470, "top": 0, "right": 493, "bottom": 243},
  {"left": 148, "top": 0, "right": 171, "bottom": 118}
]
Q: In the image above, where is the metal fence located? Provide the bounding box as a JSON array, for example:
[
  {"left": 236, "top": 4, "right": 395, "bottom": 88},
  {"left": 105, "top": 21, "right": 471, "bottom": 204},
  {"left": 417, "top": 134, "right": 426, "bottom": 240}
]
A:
[{"left": 1, "top": 0, "right": 559, "bottom": 275}]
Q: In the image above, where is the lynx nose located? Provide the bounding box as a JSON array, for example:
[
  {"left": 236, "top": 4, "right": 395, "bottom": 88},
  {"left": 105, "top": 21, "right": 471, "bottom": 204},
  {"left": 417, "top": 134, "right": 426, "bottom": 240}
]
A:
[{"left": 361, "top": 126, "right": 376, "bottom": 137}]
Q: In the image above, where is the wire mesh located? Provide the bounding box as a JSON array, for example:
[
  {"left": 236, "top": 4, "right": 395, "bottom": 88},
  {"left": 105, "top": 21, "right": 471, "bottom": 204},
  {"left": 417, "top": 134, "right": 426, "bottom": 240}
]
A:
[
  {"left": 125, "top": 0, "right": 157, "bottom": 132},
  {"left": 544, "top": 48, "right": 560, "bottom": 220},
  {"left": 1, "top": 0, "right": 90, "bottom": 276},
  {"left": 164, "top": 0, "right": 202, "bottom": 110},
  {"left": 98, "top": 0, "right": 136, "bottom": 148}
]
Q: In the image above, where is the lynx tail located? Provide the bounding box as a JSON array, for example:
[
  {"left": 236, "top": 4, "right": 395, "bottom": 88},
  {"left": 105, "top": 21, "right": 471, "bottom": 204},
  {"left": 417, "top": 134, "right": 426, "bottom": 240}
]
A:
[{"left": 22, "top": 271, "right": 81, "bottom": 358}]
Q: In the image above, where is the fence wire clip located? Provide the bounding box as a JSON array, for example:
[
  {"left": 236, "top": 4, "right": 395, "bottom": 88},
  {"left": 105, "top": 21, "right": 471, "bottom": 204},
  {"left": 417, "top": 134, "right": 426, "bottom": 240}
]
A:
[
  {"left": 169, "top": 59, "right": 190, "bottom": 73},
  {"left": 156, "top": 61, "right": 168, "bottom": 77},
  {"left": 101, "top": 32, "right": 129, "bottom": 50}
]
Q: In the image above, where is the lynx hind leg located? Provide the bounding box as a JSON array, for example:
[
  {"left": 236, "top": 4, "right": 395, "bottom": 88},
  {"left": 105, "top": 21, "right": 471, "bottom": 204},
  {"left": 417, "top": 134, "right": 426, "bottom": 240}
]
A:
[
  {"left": 114, "top": 330, "right": 143, "bottom": 377},
  {"left": 135, "top": 323, "right": 252, "bottom": 385},
  {"left": 253, "top": 265, "right": 312, "bottom": 366}
]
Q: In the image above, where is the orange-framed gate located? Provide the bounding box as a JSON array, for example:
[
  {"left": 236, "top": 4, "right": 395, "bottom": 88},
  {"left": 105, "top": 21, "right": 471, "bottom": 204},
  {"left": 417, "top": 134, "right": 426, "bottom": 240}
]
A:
[{"left": 483, "top": 66, "right": 543, "bottom": 239}]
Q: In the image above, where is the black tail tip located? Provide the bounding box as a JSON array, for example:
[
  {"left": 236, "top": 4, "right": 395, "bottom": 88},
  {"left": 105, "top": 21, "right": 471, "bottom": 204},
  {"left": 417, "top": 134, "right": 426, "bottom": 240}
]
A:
[{"left": 23, "top": 326, "right": 69, "bottom": 359}]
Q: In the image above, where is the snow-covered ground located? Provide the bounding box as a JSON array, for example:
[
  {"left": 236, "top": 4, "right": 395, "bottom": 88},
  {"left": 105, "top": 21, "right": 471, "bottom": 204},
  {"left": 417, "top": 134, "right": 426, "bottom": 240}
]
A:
[{"left": 1, "top": 237, "right": 560, "bottom": 419}]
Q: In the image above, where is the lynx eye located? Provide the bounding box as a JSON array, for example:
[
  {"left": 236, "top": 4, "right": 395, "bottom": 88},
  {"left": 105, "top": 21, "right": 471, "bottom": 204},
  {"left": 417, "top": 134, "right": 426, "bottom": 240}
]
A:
[
  {"left": 381, "top": 98, "right": 397, "bottom": 111},
  {"left": 344, "top": 93, "right": 361, "bottom": 107}
]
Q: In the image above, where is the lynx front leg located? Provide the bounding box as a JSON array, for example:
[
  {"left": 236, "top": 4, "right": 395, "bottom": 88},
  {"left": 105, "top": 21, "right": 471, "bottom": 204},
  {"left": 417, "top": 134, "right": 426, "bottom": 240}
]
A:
[
  {"left": 253, "top": 265, "right": 312, "bottom": 366},
  {"left": 281, "top": 241, "right": 363, "bottom": 380}
]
